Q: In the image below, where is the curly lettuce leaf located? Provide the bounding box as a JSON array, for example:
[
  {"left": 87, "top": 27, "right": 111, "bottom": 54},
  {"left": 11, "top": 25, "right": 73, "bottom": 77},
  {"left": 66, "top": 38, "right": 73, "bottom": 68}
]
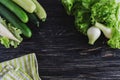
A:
[
  {"left": 107, "top": 27, "right": 120, "bottom": 48},
  {"left": 72, "top": 0, "right": 99, "bottom": 35},
  {"left": 80, "top": 0, "right": 100, "bottom": 9},
  {"left": 0, "top": 17, "right": 23, "bottom": 48},
  {"left": 74, "top": 10, "right": 91, "bottom": 35},
  {"left": 107, "top": 3, "right": 120, "bottom": 49},
  {"left": 61, "top": 0, "right": 75, "bottom": 15},
  {"left": 91, "top": 0, "right": 117, "bottom": 27}
]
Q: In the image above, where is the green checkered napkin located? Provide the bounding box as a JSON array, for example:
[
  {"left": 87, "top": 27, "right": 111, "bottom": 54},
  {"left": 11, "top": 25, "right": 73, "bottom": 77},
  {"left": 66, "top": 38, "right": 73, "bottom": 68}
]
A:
[{"left": 0, "top": 53, "right": 41, "bottom": 80}]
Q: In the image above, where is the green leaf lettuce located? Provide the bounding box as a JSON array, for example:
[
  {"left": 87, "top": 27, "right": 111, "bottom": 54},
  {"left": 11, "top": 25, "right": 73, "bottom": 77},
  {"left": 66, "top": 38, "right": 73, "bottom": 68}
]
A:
[{"left": 0, "top": 17, "right": 23, "bottom": 48}]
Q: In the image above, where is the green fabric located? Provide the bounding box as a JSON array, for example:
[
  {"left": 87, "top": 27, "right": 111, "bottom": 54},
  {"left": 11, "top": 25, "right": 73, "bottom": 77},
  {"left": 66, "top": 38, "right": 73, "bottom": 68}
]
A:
[
  {"left": 2, "top": 68, "right": 33, "bottom": 80},
  {"left": 0, "top": 53, "right": 41, "bottom": 80}
]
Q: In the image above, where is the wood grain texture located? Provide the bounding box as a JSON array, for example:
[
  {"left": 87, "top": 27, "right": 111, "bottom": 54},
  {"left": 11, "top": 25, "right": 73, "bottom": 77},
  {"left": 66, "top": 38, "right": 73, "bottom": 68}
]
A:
[{"left": 0, "top": 0, "right": 120, "bottom": 80}]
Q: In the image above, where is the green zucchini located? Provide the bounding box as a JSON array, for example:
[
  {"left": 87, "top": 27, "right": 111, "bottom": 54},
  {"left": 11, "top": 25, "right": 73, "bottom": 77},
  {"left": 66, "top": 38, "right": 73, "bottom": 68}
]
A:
[
  {"left": 0, "top": 4, "right": 32, "bottom": 38},
  {"left": 27, "top": 13, "right": 40, "bottom": 27},
  {"left": 0, "top": 0, "right": 28, "bottom": 23},
  {"left": 32, "top": 0, "right": 47, "bottom": 21}
]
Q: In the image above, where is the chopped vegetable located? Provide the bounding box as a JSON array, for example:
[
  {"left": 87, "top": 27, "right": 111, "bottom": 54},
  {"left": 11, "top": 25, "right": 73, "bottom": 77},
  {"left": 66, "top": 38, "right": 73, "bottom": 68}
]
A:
[{"left": 62, "top": 0, "right": 120, "bottom": 49}]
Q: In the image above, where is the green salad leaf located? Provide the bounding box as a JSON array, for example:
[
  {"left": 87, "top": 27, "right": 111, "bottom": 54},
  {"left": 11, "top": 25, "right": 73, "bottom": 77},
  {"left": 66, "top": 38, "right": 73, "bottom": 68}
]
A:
[
  {"left": 91, "top": 0, "right": 117, "bottom": 27},
  {"left": 61, "top": 0, "right": 75, "bottom": 15},
  {"left": 0, "top": 17, "right": 22, "bottom": 48}
]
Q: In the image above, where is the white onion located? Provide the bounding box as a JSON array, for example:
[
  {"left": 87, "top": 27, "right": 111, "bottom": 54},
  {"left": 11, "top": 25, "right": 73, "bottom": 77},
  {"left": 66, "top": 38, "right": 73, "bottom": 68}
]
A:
[{"left": 87, "top": 26, "right": 101, "bottom": 45}]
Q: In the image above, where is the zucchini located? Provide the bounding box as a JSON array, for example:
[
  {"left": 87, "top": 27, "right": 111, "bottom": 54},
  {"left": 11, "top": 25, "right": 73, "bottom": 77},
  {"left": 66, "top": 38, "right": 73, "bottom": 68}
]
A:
[
  {"left": 32, "top": 0, "right": 47, "bottom": 21},
  {"left": 27, "top": 13, "right": 40, "bottom": 27},
  {"left": 12, "top": 0, "right": 36, "bottom": 13},
  {"left": 0, "top": 4, "right": 32, "bottom": 38},
  {"left": 0, "top": 0, "right": 28, "bottom": 23}
]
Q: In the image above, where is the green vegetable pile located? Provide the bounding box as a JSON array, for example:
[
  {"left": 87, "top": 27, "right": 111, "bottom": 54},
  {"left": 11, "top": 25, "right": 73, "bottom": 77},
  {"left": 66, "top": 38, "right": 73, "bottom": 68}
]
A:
[
  {"left": 0, "top": 0, "right": 47, "bottom": 48},
  {"left": 62, "top": 0, "right": 120, "bottom": 49}
]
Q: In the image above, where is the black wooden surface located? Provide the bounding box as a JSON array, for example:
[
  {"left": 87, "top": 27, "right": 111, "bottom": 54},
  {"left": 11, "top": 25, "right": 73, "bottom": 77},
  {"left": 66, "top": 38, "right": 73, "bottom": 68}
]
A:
[{"left": 1, "top": 0, "right": 120, "bottom": 80}]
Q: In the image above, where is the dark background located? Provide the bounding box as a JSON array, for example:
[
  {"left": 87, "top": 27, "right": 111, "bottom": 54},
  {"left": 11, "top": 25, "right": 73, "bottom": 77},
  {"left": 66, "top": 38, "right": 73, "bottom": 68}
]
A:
[{"left": 1, "top": 0, "right": 120, "bottom": 80}]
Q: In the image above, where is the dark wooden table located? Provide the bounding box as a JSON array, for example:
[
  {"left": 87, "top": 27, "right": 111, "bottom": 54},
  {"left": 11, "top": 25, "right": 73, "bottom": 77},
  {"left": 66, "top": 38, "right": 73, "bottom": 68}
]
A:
[{"left": 0, "top": 0, "right": 120, "bottom": 80}]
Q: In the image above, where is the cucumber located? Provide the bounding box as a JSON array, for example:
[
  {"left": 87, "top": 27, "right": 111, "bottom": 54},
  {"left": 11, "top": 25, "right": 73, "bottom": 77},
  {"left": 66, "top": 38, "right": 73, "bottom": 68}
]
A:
[
  {"left": 27, "top": 13, "right": 40, "bottom": 27},
  {"left": 0, "top": 4, "right": 32, "bottom": 38},
  {"left": 0, "top": 0, "right": 28, "bottom": 23},
  {"left": 12, "top": 0, "right": 36, "bottom": 13},
  {"left": 32, "top": 0, "right": 47, "bottom": 21}
]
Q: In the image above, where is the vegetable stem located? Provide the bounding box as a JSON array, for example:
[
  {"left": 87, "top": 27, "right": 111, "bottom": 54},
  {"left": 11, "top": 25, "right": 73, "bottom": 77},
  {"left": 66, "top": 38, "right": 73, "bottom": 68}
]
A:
[{"left": 95, "top": 22, "right": 112, "bottom": 39}]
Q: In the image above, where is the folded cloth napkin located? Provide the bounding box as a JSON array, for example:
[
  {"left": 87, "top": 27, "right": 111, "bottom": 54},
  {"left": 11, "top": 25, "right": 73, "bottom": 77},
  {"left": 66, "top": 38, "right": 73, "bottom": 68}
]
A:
[
  {"left": 2, "top": 66, "right": 33, "bottom": 80},
  {"left": 0, "top": 53, "right": 41, "bottom": 80}
]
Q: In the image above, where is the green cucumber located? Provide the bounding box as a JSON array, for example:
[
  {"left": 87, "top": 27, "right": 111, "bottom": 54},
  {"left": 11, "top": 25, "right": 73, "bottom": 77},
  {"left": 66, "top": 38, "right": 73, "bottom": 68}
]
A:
[
  {"left": 0, "top": 4, "right": 32, "bottom": 38},
  {"left": 32, "top": 0, "right": 47, "bottom": 21},
  {"left": 0, "top": 0, "right": 28, "bottom": 23},
  {"left": 28, "top": 13, "right": 40, "bottom": 27}
]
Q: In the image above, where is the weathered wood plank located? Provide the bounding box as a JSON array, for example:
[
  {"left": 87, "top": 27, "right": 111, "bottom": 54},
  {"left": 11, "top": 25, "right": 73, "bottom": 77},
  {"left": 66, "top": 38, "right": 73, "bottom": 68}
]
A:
[{"left": 0, "top": 0, "right": 119, "bottom": 80}]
